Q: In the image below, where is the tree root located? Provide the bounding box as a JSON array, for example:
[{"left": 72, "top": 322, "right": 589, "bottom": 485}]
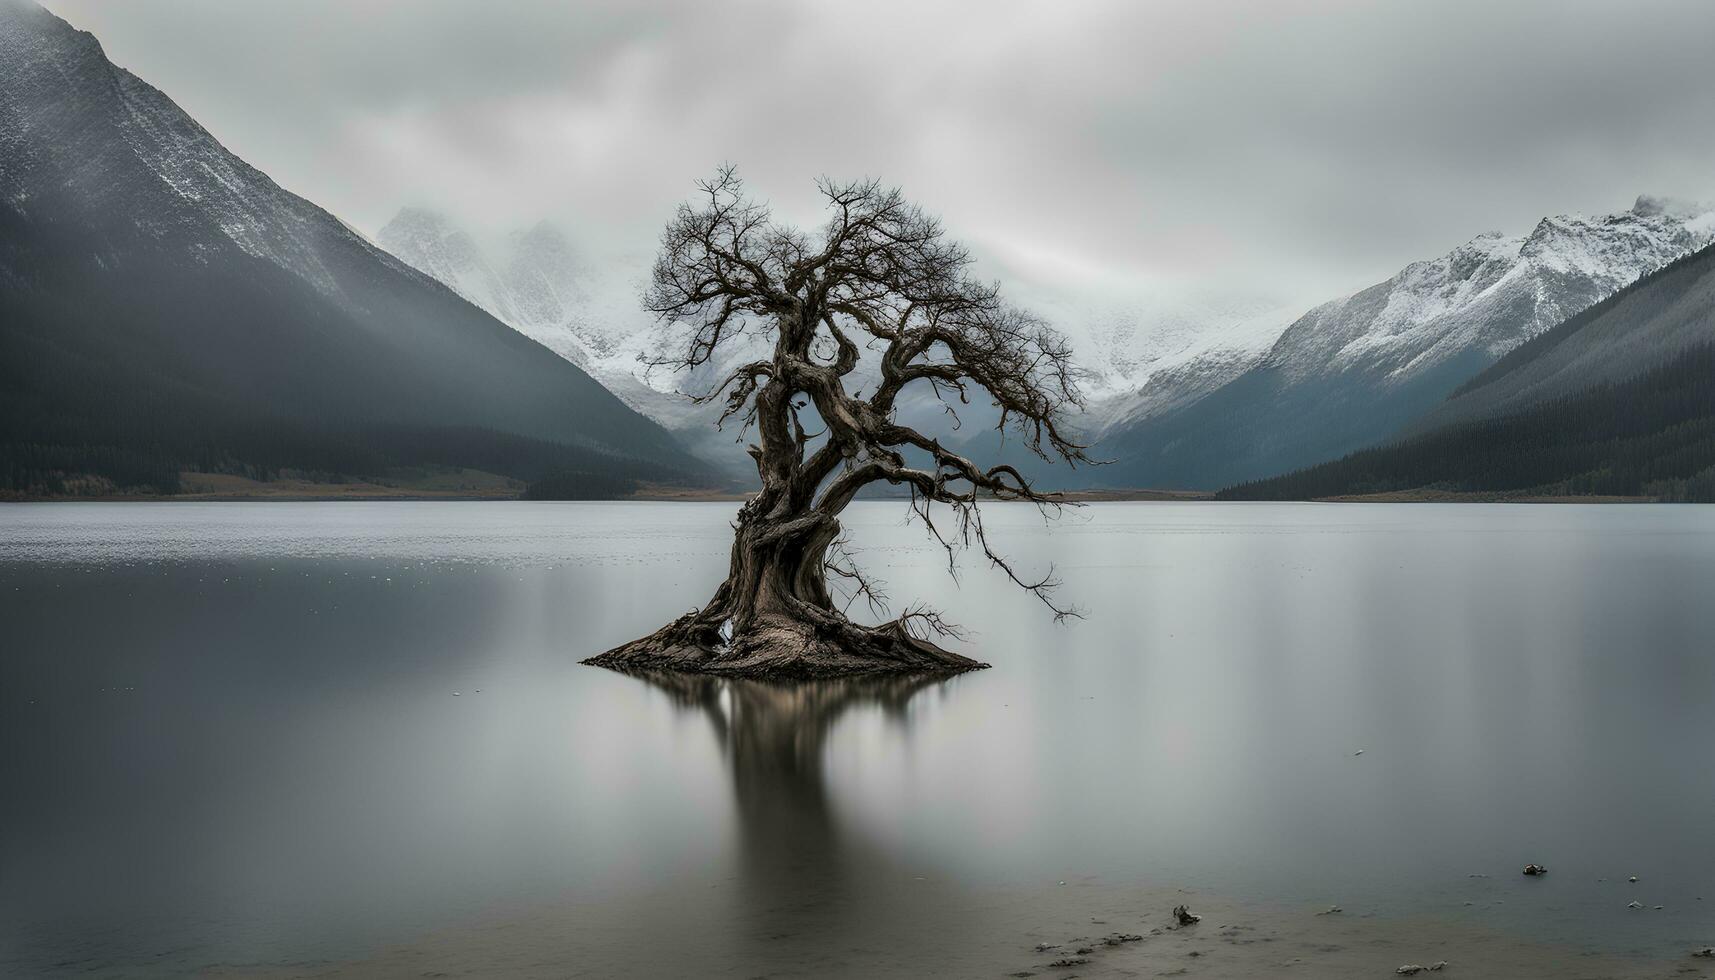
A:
[{"left": 584, "top": 610, "right": 988, "bottom": 679}]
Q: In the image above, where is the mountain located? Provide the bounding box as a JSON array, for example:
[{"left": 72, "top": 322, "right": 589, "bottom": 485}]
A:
[
  {"left": 0, "top": 1, "right": 710, "bottom": 496},
  {"left": 1090, "top": 197, "right": 1715, "bottom": 490},
  {"left": 378, "top": 207, "right": 1306, "bottom": 481},
  {"left": 1220, "top": 241, "right": 1715, "bottom": 502},
  {"left": 371, "top": 187, "right": 1715, "bottom": 502},
  {"left": 1023, "top": 290, "right": 1292, "bottom": 435},
  {"left": 376, "top": 208, "right": 770, "bottom": 471},
  {"left": 1426, "top": 239, "right": 1715, "bottom": 429},
  {"left": 375, "top": 208, "right": 626, "bottom": 373}
]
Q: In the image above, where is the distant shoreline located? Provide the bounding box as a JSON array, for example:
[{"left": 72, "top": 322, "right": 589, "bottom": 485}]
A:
[
  {"left": 0, "top": 488, "right": 1667, "bottom": 503},
  {"left": 1310, "top": 490, "right": 1655, "bottom": 503},
  {"left": 0, "top": 469, "right": 1673, "bottom": 504}
]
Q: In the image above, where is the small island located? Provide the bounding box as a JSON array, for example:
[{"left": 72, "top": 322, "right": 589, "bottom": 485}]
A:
[{"left": 589, "top": 169, "right": 1086, "bottom": 677}]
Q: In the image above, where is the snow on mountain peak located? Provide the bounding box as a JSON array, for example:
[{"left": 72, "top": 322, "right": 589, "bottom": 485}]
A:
[
  {"left": 1263, "top": 196, "right": 1715, "bottom": 385},
  {"left": 1019, "top": 287, "right": 1295, "bottom": 434},
  {"left": 377, "top": 207, "right": 513, "bottom": 323},
  {"left": 383, "top": 206, "right": 462, "bottom": 241},
  {"left": 1518, "top": 204, "right": 1708, "bottom": 279},
  {"left": 373, "top": 192, "right": 1715, "bottom": 455},
  {"left": 0, "top": 1, "right": 395, "bottom": 297},
  {"left": 376, "top": 208, "right": 752, "bottom": 443}
]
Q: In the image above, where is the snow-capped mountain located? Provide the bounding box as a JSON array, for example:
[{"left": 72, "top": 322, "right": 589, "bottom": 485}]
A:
[
  {"left": 376, "top": 209, "right": 633, "bottom": 371},
  {"left": 0, "top": 0, "right": 706, "bottom": 493},
  {"left": 1093, "top": 196, "right": 1715, "bottom": 490},
  {"left": 1053, "top": 294, "right": 1293, "bottom": 435},
  {"left": 376, "top": 193, "right": 1712, "bottom": 493},
  {"left": 377, "top": 208, "right": 758, "bottom": 446},
  {"left": 1427, "top": 236, "right": 1715, "bottom": 430},
  {"left": 0, "top": 0, "right": 369, "bottom": 299},
  {"left": 1266, "top": 195, "right": 1715, "bottom": 385},
  {"left": 1224, "top": 239, "right": 1715, "bottom": 500},
  {"left": 376, "top": 208, "right": 1300, "bottom": 459}
]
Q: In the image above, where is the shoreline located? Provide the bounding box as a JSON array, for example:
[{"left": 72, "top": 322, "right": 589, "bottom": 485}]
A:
[
  {"left": 0, "top": 487, "right": 1669, "bottom": 504},
  {"left": 202, "top": 877, "right": 1705, "bottom": 979},
  {"left": 0, "top": 494, "right": 1669, "bottom": 504},
  {"left": 0, "top": 469, "right": 1670, "bottom": 504}
]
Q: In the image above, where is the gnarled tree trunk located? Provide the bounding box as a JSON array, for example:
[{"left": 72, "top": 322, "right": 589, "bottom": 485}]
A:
[
  {"left": 582, "top": 169, "right": 1086, "bottom": 678},
  {"left": 585, "top": 499, "right": 986, "bottom": 677}
]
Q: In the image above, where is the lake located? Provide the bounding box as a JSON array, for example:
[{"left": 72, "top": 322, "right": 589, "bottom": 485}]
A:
[{"left": 3, "top": 501, "right": 1713, "bottom": 977}]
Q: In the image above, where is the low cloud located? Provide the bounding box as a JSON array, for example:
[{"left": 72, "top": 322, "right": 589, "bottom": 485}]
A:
[{"left": 46, "top": 0, "right": 1715, "bottom": 312}]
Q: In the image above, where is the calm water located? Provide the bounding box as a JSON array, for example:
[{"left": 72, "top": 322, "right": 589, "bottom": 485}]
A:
[{"left": 2, "top": 501, "right": 1714, "bottom": 976}]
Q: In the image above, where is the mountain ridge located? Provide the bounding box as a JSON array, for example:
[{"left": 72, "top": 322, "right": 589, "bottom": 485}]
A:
[
  {"left": 1219, "top": 240, "right": 1715, "bottom": 501},
  {"left": 0, "top": 0, "right": 711, "bottom": 496},
  {"left": 377, "top": 205, "right": 1304, "bottom": 476},
  {"left": 1422, "top": 238, "right": 1715, "bottom": 429},
  {"left": 1087, "top": 195, "right": 1715, "bottom": 490}
]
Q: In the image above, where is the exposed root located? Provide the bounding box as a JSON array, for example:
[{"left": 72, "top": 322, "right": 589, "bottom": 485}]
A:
[{"left": 584, "top": 610, "right": 988, "bottom": 679}]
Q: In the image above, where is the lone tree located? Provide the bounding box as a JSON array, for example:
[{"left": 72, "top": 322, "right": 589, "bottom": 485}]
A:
[{"left": 585, "top": 168, "right": 1087, "bottom": 677}]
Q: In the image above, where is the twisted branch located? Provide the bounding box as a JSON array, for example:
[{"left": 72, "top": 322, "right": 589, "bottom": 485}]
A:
[{"left": 646, "top": 167, "right": 1090, "bottom": 624}]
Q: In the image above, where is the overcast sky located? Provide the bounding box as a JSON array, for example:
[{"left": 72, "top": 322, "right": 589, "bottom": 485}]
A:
[{"left": 42, "top": 0, "right": 1715, "bottom": 310}]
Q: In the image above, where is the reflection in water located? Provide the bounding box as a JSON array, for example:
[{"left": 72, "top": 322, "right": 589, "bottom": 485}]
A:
[
  {"left": 626, "top": 670, "right": 949, "bottom": 940},
  {"left": 6, "top": 502, "right": 1715, "bottom": 975}
]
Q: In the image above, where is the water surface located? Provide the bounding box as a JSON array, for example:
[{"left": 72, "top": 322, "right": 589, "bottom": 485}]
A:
[{"left": 2, "top": 501, "right": 1713, "bottom": 975}]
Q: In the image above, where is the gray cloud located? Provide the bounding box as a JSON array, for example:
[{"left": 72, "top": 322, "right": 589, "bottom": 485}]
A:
[{"left": 43, "top": 0, "right": 1715, "bottom": 310}]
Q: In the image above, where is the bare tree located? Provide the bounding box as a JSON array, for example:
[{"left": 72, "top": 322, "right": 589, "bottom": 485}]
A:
[{"left": 585, "top": 167, "right": 1087, "bottom": 677}]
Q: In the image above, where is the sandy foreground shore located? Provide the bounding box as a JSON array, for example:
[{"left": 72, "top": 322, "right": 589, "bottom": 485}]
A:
[{"left": 206, "top": 878, "right": 1709, "bottom": 979}]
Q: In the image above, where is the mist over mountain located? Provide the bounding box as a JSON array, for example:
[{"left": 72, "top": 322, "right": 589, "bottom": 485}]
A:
[
  {"left": 8, "top": 0, "right": 1712, "bottom": 501},
  {"left": 376, "top": 205, "right": 1303, "bottom": 478},
  {"left": 1089, "top": 196, "right": 1715, "bottom": 490},
  {"left": 1025, "top": 289, "right": 1294, "bottom": 434},
  {"left": 0, "top": 1, "right": 709, "bottom": 496},
  {"left": 1223, "top": 240, "right": 1715, "bottom": 501},
  {"left": 376, "top": 209, "right": 620, "bottom": 370},
  {"left": 374, "top": 196, "right": 1714, "bottom": 496}
]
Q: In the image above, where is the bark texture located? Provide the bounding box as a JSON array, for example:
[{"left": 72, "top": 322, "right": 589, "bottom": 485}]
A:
[
  {"left": 587, "top": 502, "right": 984, "bottom": 677},
  {"left": 584, "top": 168, "right": 1086, "bottom": 677}
]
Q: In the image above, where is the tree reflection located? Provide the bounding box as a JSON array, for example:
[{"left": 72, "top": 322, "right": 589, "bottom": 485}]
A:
[{"left": 622, "top": 671, "right": 953, "bottom": 939}]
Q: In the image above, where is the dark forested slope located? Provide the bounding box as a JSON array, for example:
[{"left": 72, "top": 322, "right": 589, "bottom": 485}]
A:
[
  {"left": 1219, "top": 345, "right": 1715, "bottom": 501},
  {"left": 1428, "top": 241, "right": 1715, "bottom": 428},
  {"left": 0, "top": 1, "right": 709, "bottom": 496},
  {"left": 1088, "top": 200, "right": 1712, "bottom": 491},
  {"left": 1221, "top": 244, "right": 1715, "bottom": 501}
]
